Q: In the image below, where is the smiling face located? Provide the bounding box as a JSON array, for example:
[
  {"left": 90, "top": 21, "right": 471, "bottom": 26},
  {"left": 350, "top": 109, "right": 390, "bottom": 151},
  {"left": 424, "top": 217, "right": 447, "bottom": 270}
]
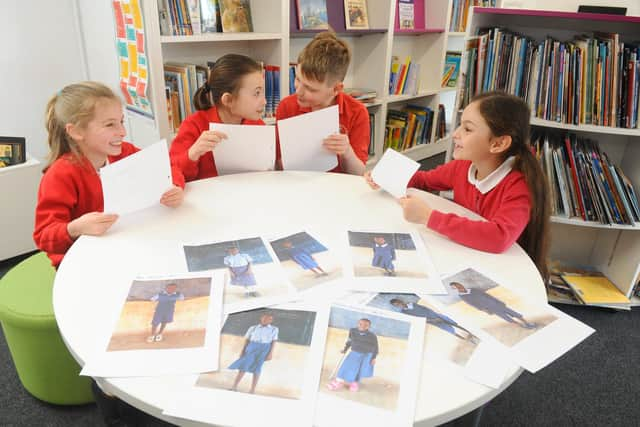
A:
[
  {"left": 451, "top": 101, "right": 496, "bottom": 163},
  {"left": 67, "top": 98, "right": 126, "bottom": 167},
  {"left": 294, "top": 68, "right": 342, "bottom": 111},
  {"left": 226, "top": 70, "right": 266, "bottom": 121},
  {"left": 357, "top": 319, "right": 370, "bottom": 332}
]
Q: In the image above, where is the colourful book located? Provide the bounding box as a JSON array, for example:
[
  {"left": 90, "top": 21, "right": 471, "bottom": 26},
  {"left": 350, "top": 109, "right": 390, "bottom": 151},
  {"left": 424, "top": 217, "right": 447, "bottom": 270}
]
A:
[
  {"left": 561, "top": 274, "right": 630, "bottom": 307},
  {"left": 296, "top": 0, "right": 328, "bottom": 30}
]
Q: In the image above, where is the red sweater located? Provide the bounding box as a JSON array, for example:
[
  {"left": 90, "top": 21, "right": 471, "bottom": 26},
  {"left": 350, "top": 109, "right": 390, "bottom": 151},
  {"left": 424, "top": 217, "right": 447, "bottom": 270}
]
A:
[
  {"left": 169, "top": 106, "right": 265, "bottom": 183},
  {"left": 408, "top": 160, "right": 531, "bottom": 253},
  {"left": 275, "top": 92, "right": 370, "bottom": 172},
  {"left": 33, "top": 142, "right": 182, "bottom": 268}
]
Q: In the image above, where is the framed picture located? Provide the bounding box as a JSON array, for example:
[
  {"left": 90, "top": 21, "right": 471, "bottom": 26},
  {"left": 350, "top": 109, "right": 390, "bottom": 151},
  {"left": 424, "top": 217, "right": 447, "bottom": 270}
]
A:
[
  {"left": 344, "top": 0, "right": 369, "bottom": 30},
  {"left": 0, "top": 136, "right": 26, "bottom": 168}
]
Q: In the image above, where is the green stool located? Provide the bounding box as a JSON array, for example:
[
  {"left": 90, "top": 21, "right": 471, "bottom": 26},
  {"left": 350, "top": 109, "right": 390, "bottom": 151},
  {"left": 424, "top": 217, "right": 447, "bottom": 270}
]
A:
[{"left": 0, "top": 252, "right": 94, "bottom": 405}]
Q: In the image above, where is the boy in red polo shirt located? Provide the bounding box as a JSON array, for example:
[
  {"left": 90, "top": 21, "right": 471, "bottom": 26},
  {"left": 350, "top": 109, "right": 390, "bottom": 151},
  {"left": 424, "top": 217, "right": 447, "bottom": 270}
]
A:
[{"left": 276, "top": 32, "right": 370, "bottom": 175}]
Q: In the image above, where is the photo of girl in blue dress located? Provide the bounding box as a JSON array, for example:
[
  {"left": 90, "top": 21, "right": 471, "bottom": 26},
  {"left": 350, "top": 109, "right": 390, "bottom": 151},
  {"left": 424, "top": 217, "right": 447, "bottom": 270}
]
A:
[
  {"left": 224, "top": 246, "right": 258, "bottom": 298},
  {"left": 196, "top": 307, "right": 317, "bottom": 399},
  {"left": 269, "top": 231, "right": 342, "bottom": 291},
  {"left": 147, "top": 283, "right": 185, "bottom": 343},
  {"left": 107, "top": 276, "right": 212, "bottom": 351},
  {"left": 183, "top": 237, "right": 293, "bottom": 309},
  {"left": 347, "top": 231, "right": 429, "bottom": 280}
]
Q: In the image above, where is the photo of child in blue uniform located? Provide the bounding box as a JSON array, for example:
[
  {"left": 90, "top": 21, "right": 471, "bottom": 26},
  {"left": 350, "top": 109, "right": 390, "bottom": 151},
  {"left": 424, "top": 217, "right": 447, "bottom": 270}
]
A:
[
  {"left": 372, "top": 236, "right": 396, "bottom": 276},
  {"left": 229, "top": 313, "right": 278, "bottom": 394},
  {"left": 389, "top": 298, "right": 476, "bottom": 342},
  {"left": 283, "top": 240, "right": 328, "bottom": 277},
  {"left": 328, "top": 318, "right": 378, "bottom": 392},
  {"left": 147, "top": 283, "right": 185, "bottom": 343},
  {"left": 224, "top": 246, "right": 258, "bottom": 297},
  {"left": 449, "top": 282, "right": 537, "bottom": 329}
]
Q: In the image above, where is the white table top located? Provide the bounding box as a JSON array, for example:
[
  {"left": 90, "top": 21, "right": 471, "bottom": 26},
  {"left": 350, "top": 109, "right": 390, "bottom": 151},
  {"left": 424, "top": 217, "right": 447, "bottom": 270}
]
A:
[{"left": 53, "top": 171, "right": 545, "bottom": 426}]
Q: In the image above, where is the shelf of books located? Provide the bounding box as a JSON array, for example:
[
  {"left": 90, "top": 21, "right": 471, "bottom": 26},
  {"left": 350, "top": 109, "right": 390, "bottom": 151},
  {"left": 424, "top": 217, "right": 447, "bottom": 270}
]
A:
[
  {"left": 145, "top": 0, "right": 470, "bottom": 165},
  {"left": 456, "top": 6, "right": 640, "bottom": 299}
]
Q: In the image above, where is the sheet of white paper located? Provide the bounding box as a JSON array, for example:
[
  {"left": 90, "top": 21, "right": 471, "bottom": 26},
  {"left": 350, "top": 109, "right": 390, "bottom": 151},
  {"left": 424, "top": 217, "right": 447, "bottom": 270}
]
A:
[
  {"left": 163, "top": 302, "right": 329, "bottom": 427},
  {"left": 81, "top": 271, "right": 223, "bottom": 377},
  {"left": 101, "top": 140, "right": 172, "bottom": 215},
  {"left": 278, "top": 105, "right": 339, "bottom": 171},
  {"left": 315, "top": 303, "right": 425, "bottom": 427},
  {"left": 371, "top": 148, "right": 420, "bottom": 198},
  {"left": 210, "top": 123, "right": 276, "bottom": 175},
  {"left": 343, "top": 229, "right": 447, "bottom": 295},
  {"left": 430, "top": 267, "right": 595, "bottom": 373}
]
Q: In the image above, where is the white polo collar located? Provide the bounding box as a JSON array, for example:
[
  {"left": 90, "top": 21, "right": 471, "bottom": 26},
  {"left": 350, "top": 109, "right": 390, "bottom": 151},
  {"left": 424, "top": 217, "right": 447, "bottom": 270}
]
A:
[{"left": 467, "top": 156, "right": 516, "bottom": 194}]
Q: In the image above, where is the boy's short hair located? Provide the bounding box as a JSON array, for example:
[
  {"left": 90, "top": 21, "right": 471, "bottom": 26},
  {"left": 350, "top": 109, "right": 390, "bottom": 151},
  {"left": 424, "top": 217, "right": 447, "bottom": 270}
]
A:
[{"left": 297, "top": 31, "right": 351, "bottom": 84}]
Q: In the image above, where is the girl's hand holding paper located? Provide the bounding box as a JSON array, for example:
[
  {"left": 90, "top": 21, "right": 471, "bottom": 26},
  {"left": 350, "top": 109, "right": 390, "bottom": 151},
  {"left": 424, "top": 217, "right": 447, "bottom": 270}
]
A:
[{"left": 369, "top": 148, "right": 419, "bottom": 198}]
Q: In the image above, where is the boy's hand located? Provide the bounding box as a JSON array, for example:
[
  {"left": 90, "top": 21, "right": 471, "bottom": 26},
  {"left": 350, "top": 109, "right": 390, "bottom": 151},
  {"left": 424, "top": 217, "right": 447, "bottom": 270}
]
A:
[
  {"left": 370, "top": 358, "right": 376, "bottom": 366},
  {"left": 364, "top": 171, "right": 380, "bottom": 190},
  {"left": 160, "top": 185, "right": 184, "bottom": 208},
  {"left": 398, "top": 196, "right": 432, "bottom": 225},
  {"left": 188, "top": 130, "right": 228, "bottom": 162},
  {"left": 323, "top": 133, "right": 353, "bottom": 157},
  {"left": 67, "top": 212, "right": 119, "bottom": 239}
]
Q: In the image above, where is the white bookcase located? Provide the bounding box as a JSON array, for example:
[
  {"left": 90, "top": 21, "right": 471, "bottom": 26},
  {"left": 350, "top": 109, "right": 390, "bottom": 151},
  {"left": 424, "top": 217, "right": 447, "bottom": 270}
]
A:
[
  {"left": 0, "top": 157, "right": 40, "bottom": 261},
  {"left": 457, "top": 7, "right": 640, "bottom": 301},
  {"left": 142, "top": 0, "right": 467, "bottom": 166}
]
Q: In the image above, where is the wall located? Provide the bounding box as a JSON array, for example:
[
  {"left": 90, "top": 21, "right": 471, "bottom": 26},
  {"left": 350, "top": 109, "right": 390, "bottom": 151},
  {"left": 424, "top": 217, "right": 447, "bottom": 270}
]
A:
[
  {"left": 77, "top": 0, "right": 160, "bottom": 148},
  {"left": 0, "top": 1, "right": 86, "bottom": 161},
  {"left": 502, "top": 0, "right": 640, "bottom": 16}
]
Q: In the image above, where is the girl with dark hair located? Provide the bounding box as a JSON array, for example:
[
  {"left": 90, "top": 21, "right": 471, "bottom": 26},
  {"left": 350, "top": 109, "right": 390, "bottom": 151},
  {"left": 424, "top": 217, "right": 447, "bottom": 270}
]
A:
[
  {"left": 169, "top": 53, "right": 267, "bottom": 183},
  {"left": 366, "top": 91, "right": 550, "bottom": 282}
]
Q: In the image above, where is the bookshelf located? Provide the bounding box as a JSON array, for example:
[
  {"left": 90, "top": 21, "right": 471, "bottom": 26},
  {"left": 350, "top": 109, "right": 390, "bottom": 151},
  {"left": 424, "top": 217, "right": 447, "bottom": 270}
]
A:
[
  {"left": 456, "top": 7, "right": 640, "bottom": 298},
  {"left": 142, "top": 0, "right": 462, "bottom": 166},
  {"left": 0, "top": 157, "right": 40, "bottom": 261}
]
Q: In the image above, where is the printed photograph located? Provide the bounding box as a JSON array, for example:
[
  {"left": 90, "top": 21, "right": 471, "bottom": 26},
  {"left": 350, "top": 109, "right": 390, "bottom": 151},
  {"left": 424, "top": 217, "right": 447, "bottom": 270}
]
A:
[
  {"left": 297, "top": 0, "right": 329, "bottom": 30},
  {"left": 344, "top": 0, "right": 369, "bottom": 30},
  {"left": 196, "top": 307, "right": 317, "bottom": 399},
  {"left": 184, "top": 237, "right": 291, "bottom": 304},
  {"left": 320, "top": 305, "right": 412, "bottom": 411},
  {"left": 107, "top": 276, "right": 212, "bottom": 351},
  {"left": 367, "top": 293, "right": 479, "bottom": 367},
  {"left": 348, "top": 231, "right": 429, "bottom": 279},
  {"left": 438, "top": 268, "right": 559, "bottom": 347},
  {"left": 269, "top": 231, "right": 342, "bottom": 291}
]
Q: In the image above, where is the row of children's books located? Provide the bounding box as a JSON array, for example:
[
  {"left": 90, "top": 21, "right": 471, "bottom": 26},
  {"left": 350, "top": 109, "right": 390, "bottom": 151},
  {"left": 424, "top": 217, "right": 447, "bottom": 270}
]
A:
[
  {"left": 462, "top": 28, "right": 640, "bottom": 129},
  {"left": 448, "top": 0, "right": 496, "bottom": 33},
  {"left": 165, "top": 61, "right": 281, "bottom": 133},
  {"left": 157, "top": 0, "right": 253, "bottom": 35},
  {"left": 384, "top": 104, "right": 446, "bottom": 151},
  {"left": 389, "top": 56, "right": 420, "bottom": 96},
  {"left": 547, "top": 260, "right": 631, "bottom": 310},
  {"left": 532, "top": 131, "right": 640, "bottom": 225}
]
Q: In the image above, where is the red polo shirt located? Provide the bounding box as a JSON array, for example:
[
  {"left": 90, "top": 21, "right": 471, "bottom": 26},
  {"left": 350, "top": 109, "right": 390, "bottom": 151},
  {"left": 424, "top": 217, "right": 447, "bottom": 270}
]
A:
[
  {"left": 275, "top": 92, "right": 370, "bottom": 173},
  {"left": 169, "top": 106, "right": 265, "bottom": 183}
]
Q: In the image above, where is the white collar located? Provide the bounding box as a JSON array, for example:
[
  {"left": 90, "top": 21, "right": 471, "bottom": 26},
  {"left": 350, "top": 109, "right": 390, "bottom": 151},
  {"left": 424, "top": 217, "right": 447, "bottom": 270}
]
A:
[
  {"left": 467, "top": 156, "right": 516, "bottom": 194},
  {"left": 406, "top": 302, "right": 414, "bottom": 310}
]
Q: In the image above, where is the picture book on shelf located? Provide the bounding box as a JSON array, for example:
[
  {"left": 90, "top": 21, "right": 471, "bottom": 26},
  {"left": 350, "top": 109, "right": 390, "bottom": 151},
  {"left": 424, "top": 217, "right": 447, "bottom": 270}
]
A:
[
  {"left": 398, "top": 0, "right": 415, "bottom": 30},
  {"left": 296, "top": 0, "right": 329, "bottom": 30},
  {"left": 219, "top": 0, "right": 253, "bottom": 32},
  {"left": 0, "top": 136, "right": 26, "bottom": 168},
  {"left": 200, "top": 0, "right": 222, "bottom": 33},
  {"left": 344, "top": 0, "right": 369, "bottom": 30},
  {"left": 442, "top": 51, "right": 462, "bottom": 88},
  {"left": 561, "top": 273, "right": 631, "bottom": 308}
]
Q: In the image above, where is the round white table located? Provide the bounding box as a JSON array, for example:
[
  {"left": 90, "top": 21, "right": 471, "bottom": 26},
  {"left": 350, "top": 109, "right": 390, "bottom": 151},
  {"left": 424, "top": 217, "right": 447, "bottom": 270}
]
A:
[{"left": 53, "top": 171, "right": 545, "bottom": 426}]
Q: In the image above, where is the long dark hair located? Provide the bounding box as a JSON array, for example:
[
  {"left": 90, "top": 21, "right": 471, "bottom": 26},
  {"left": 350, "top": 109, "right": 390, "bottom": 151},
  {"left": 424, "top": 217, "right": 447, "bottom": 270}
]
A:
[
  {"left": 472, "top": 91, "right": 551, "bottom": 282},
  {"left": 193, "top": 54, "right": 263, "bottom": 111}
]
